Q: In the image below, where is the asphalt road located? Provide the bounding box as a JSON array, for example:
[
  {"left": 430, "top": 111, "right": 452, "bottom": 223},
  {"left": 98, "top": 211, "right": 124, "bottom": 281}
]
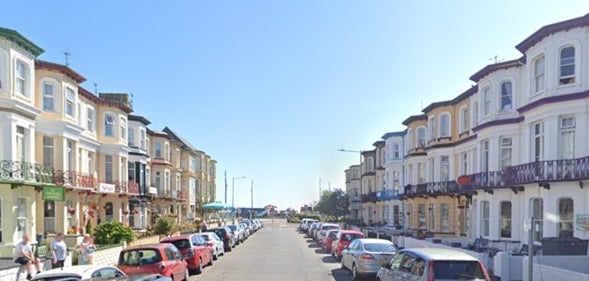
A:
[{"left": 191, "top": 218, "right": 355, "bottom": 281}]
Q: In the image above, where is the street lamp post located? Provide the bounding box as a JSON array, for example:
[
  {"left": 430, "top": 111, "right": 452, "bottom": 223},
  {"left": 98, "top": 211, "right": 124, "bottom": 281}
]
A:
[{"left": 232, "top": 176, "right": 246, "bottom": 223}]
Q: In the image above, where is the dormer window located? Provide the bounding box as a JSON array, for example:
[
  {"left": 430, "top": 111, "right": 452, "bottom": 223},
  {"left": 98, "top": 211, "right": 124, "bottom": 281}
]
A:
[
  {"left": 483, "top": 87, "right": 491, "bottom": 116},
  {"left": 460, "top": 107, "right": 469, "bottom": 133},
  {"left": 43, "top": 82, "right": 55, "bottom": 111},
  {"left": 120, "top": 117, "right": 127, "bottom": 141},
  {"left": 428, "top": 117, "right": 436, "bottom": 141},
  {"left": 439, "top": 114, "right": 450, "bottom": 137},
  {"left": 417, "top": 127, "right": 426, "bottom": 148},
  {"left": 559, "top": 46, "right": 575, "bottom": 85}
]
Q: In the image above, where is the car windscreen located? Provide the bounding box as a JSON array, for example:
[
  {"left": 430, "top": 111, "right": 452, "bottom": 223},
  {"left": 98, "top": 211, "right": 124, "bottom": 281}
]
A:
[
  {"left": 166, "top": 239, "right": 191, "bottom": 249},
  {"left": 119, "top": 249, "right": 162, "bottom": 266},
  {"left": 433, "top": 260, "right": 486, "bottom": 279},
  {"left": 363, "top": 243, "right": 397, "bottom": 252}
]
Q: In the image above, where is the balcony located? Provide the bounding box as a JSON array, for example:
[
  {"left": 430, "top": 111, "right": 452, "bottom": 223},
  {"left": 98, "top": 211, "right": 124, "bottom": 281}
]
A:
[
  {"left": 54, "top": 170, "right": 96, "bottom": 189},
  {"left": 403, "top": 157, "right": 589, "bottom": 198},
  {"left": 377, "top": 189, "right": 399, "bottom": 201},
  {"left": 361, "top": 192, "right": 378, "bottom": 203},
  {"left": 0, "top": 160, "right": 54, "bottom": 185}
]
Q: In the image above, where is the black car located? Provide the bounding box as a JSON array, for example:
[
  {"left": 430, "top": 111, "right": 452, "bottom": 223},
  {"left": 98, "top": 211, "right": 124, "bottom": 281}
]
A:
[{"left": 210, "top": 226, "right": 235, "bottom": 251}]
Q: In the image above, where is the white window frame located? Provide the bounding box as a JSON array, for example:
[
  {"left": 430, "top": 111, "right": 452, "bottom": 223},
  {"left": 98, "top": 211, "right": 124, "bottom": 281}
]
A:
[
  {"left": 531, "top": 198, "right": 543, "bottom": 242},
  {"left": 140, "top": 129, "right": 146, "bottom": 150},
  {"left": 105, "top": 155, "right": 113, "bottom": 182},
  {"left": 16, "top": 126, "right": 25, "bottom": 162},
  {"left": 417, "top": 127, "right": 426, "bottom": 148},
  {"left": 472, "top": 101, "right": 479, "bottom": 128},
  {"left": 460, "top": 106, "right": 469, "bottom": 133},
  {"left": 15, "top": 60, "right": 29, "bottom": 97},
  {"left": 155, "top": 141, "right": 162, "bottom": 158},
  {"left": 500, "top": 201, "right": 512, "bottom": 238},
  {"left": 429, "top": 158, "right": 435, "bottom": 182},
  {"left": 500, "top": 81, "right": 513, "bottom": 112},
  {"left": 439, "top": 113, "right": 450, "bottom": 137},
  {"left": 533, "top": 55, "right": 546, "bottom": 94},
  {"left": 500, "top": 137, "right": 512, "bottom": 169},
  {"left": 559, "top": 46, "right": 575, "bottom": 85},
  {"left": 0, "top": 48, "right": 7, "bottom": 90},
  {"left": 42, "top": 82, "right": 55, "bottom": 111},
  {"left": 532, "top": 122, "right": 544, "bottom": 162},
  {"left": 392, "top": 143, "right": 400, "bottom": 159},
  {"left": 481, "top": 140, "right": 489, "bottom": 172},
  {"left": 65, "top": 87, "right": 76, "bottom": 118},
  {"left": 128, "top": 128, "right": 135, "bottom": 147},
  {"left": 483, "top": 87, "right": 491, "bottom": 116},
  {"left": 440, "top": 204, "right": 450, "bottom": 233},
  {"left": 559, "top": 115, "right": 575, "bottom": 160},
  {"left": 558, "top": 198, "right": 574, "bottom": 238},
  {"left": 104, "top": 113, "right": 115, "bottom": 137},
  {"left": 481, "top": 200, "right": 490, "bottom": 237},
  {"left": 440, "top": 155, "right": 449, "bottom": 182},
  {"left": 43, "top": 136, "right": 54, "bottom": 168},
  {"left": 120, "top": 117, "right": 127, "bottom": 141},
  {"left": 87, "top": 107, "right": 95, "bottom": 132},
  {"left": 428, "top": 116, "right": 436, "bottom": 141}
]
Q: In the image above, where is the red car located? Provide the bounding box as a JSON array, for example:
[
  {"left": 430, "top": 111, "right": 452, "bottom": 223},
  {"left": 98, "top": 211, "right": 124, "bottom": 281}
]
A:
[
  {"left": 118, "top": 243, "right": 188, "bottom": 281},
  {"left": 323, "top": 229, "right": 339, "bottom": 253},
  {"left": 160, "top": 234, "right": 214, "bottom": 275},
  {"left": 331, "top": 230, "right": 365, "bottom": 261}
]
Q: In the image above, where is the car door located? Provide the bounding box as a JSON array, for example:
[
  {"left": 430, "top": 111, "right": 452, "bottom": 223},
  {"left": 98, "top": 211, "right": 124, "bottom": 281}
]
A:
[
  {"left": 395, "top": 252, "right": 418, "bottom": 281},
  {"left": 342, "top": 239, "right": 356, "bottom": 269},
  {"left": 164, "top": 246, "right": 182, "bottom": 281}
]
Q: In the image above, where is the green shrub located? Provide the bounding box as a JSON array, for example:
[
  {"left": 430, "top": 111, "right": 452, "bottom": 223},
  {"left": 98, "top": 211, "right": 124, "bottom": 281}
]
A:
[
  {"left": 94, "top": 221, "right": 135, "bottom": 245},
  {"left": 296, "top": 213, "right": 320, "bottom": 221},
  {"left": 154, "top": 217, "right": 176, "bottom": 236}
]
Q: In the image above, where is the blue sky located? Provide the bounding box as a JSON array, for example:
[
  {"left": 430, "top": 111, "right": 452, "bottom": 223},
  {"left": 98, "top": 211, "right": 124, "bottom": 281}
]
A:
[{"left": 4, "top": 1, "right": 588, "bottom": 209}]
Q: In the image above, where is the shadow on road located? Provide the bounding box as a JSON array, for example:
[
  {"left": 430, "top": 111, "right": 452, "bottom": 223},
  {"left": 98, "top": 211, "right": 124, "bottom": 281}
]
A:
[
  {"left": 322, "top": 256, "right": 338, "bottom": 264},
  {"left": 315, "top": 248, "right": 329, "bottom": 254},
  {"left": 308, "top": 243, "right": 320, "bottom": 248},
  {"left": 306, "top": 239, "right": 314, "bottom": 243},
  {"left": 330, "top": 268, "right": 351, "bottom": 281}
]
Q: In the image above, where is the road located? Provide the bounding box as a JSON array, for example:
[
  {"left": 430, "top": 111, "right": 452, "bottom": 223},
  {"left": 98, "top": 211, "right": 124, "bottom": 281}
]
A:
[{"left": 191, "top": 219, "right": 355, "bottom": 281}]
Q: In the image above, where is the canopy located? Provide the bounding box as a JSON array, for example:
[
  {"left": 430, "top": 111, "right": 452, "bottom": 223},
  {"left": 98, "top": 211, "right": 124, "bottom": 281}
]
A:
[{"left": 203, "top": 202, "right": 233, "bottom": 210}]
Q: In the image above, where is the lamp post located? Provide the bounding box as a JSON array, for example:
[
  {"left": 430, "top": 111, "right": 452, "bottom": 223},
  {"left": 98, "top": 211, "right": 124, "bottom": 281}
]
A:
[{"left": 232, "top": 176, "right": 246, "bottom": 223}]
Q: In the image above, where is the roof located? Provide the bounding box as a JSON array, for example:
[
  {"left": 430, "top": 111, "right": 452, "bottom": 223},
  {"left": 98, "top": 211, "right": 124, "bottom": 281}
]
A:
[
  {"left": 381, "top": 130, "right": 407, "bottom": 140},
  {"left": 160, "top": 234, "right": 193, "bottom": 241},
  {"left": 516, "top": 13, "right": 589, "bottom": 53},
  {"left": 36, "top": 60, "right": 86, "bottom": 83},
  {"left": 128, "top": 114, "right": 152, "bottom": 126},
  {"left": 358, "top": 238, "right": 395, "bottom": 244},
  {"left": 402, "top": 114, "right": 427, "bottom": 126},
  {"left": 469, "top": 58, "right": 524, "bottom": 82},
  {"left": 401, "top": 248, "right": 478, "bottom": 261},
  {"left": 338, "top": 230, "right": 364, "bottom": 234},
  {"left": 162, "top": 126, "right": 198, "bottom": 151},
  {"left": 0, "top": 27, "right": 44, "bottom": 56}
]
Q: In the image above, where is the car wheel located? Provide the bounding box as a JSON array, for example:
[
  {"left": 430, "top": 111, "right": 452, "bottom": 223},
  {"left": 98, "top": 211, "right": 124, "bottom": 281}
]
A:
[
  {"left": 340, "top": 257, "right": 346, "bottom": 269},
  {"left": 213, "top": 250, "right": 219, "bottom": 260},
  {"left": 352, "top": 263, "right": 361, "bottom": 280}
]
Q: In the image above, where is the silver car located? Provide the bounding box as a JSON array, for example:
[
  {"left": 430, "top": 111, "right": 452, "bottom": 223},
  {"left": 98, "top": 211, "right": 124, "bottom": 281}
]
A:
[
  {"left": 341, "top": 238, "right": 398, "bottom": 280},
  {"left": 199, "top": 232, "right": 225, "bottom": 260},
  {"left": 376, "top": 248, "right": 491, "bottom": 281}
]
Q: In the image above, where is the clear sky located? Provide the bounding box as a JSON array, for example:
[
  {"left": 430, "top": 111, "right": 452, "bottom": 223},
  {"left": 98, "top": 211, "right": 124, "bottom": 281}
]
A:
[{"left": 3, "top": 1, "right": 588, "bottom": 210}]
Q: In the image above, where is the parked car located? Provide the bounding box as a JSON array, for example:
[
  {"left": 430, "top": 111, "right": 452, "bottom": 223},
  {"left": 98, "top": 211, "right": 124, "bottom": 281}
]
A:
[
  {"left": 160, "top": 234, "right": 214, "bottom": 275},
  {"left": 210, "top": 226, "right": 236, "bottom": 251},
  {"left": 227, "top": 224, "right": 245, "bottom": 244},
  {"left": 316, "top": 223, "right": 340, "bottom": 246},
  {"left": 332, "top": 230, "right": 365, "bottom": 260},
  {"left": 32, "top": 265, "right": 126, "bottom": 281},
  {"left": 323, "top": 229, "right": 339, "bottom": 253},
  {"left": 341, "top": 238, "right": 398, "bottom": 280},
  {"left": 376, "top": 248, "right": 492, "bottom": 281},
  {"left": 117, "top": 243, "right": 189, "bottom": 281},
  {"left": 200, "top": 232, "right": 225, "bottom": 260}
]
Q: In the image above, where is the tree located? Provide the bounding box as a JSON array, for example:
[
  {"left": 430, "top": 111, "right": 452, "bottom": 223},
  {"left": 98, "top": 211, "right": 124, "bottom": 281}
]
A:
[
  {"left": 153, "top": 217, "right": 176, "bottom": 237},
  {"left": 94, "top": 221, "right": 135, "bottom": 245},
  {"left": 314, "top": 189, "right": 350, "bottom": 221}
]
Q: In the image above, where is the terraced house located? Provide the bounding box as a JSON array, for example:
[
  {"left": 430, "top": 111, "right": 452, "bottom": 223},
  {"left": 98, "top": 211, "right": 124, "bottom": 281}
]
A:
[
  {"left": 347, "top": 13, "right": 589, "bottom": 244},
  {"left": 0, "top": 27, "right": 217, "bottom": 253}
]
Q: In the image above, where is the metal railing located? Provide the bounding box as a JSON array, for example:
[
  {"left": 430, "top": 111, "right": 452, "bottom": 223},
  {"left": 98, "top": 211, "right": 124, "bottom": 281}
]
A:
[{"left": 0, "top": 160, "right": 54, "bottom": 185}]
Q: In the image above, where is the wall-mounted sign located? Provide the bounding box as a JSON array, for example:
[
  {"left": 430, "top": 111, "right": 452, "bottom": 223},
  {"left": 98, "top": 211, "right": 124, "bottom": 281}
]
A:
[
  {"left": 576, "top": 214, "right": 589, "bottom": 231},
  {"left": 98, "top": 183, "right": 116, "bottom": 193},
  {"left": 42, "top": 186, "right": 65, "bottom": 201},
  {"left": 456, "top": 175, "right": 471, "bottom": 186}
]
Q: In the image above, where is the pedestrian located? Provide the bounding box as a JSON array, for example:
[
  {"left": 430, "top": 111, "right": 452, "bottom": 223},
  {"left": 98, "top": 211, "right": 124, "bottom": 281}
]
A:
[
  {"left": 14, "top": 235, "right": 42, "bottom": 280},
  {"left": 50, "top": 233, "right": 67, "bottom": 269},
  {"left": 77, "top": 234, "right": 95, "bottom": 265}
]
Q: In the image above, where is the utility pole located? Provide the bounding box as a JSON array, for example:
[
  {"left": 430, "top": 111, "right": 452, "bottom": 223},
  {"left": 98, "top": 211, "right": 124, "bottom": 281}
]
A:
[
  {"left": 250, "top": 180, "right": 254, "bottom": 219},
  {"left": 224, "top": 171, "right": 227, "bottom": 204}
]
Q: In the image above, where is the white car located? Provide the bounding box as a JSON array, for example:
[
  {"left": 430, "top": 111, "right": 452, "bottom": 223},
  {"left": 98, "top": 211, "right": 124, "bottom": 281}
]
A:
[
  {"left": 200, "top": 232, "right": 225, "bottom": 260},
  {"left": 31, "top": 265, "right": 126, "bottom": 281}
]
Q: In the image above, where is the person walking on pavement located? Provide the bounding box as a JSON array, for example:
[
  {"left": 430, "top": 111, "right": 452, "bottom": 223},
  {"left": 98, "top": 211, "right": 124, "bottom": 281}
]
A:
[
  {"left": 77, "top": 234, "right": 95, "bottom": 265},
  {"left": 51, "top": 233, "right": 67, "bottom": 269},
  {"left": 14, "top": 235, "right": 42, "bottom": 280}
]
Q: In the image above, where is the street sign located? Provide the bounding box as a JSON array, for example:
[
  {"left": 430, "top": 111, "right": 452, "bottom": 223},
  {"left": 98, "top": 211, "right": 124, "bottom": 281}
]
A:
[{"left": 42, "top": 186, "right": 65, "bottom": 201}]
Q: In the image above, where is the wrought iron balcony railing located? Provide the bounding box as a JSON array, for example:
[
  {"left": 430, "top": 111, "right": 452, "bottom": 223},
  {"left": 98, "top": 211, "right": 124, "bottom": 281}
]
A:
[
  {"left": 0, "top": 160, "right": 54, "bottom": 185},
  {"left": 404, "top": 157, "right": 589, "bottom": 197},
  {"left": 361, "top": 192, "right": 378, "bottom": 203},
  {"left": 54, "top": 170, "right": 96, "bottom": 189}
]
